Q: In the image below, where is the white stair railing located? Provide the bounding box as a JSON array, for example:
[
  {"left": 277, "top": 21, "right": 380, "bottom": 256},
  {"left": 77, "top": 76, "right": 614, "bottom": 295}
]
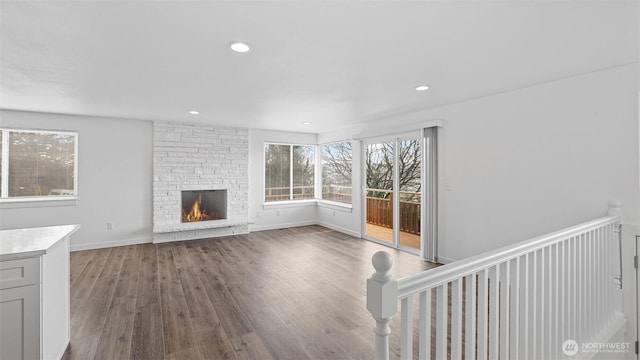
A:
[{"left": 367, "top": 201, "right": 624, "bottom": 360}]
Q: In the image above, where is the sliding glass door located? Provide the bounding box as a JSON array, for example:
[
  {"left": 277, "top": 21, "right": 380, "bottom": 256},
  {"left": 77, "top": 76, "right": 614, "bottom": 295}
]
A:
[
  {"left": 398, "top": 138, "right": 421, "bottom": 250},
  {"left": 364, "top": 141, "right": 395, "bottom": 244},
  {"left": 364, "top": 133, "right": 423, "bottom": 254}
]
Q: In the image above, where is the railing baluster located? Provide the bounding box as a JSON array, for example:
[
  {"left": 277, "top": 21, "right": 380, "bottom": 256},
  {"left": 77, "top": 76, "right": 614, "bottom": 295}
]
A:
[
  {"left": 586, "top": 231, "right": 591, "bottom": 341},
  {"left": 586, "top": 230, "right": 593, "bottom": 341},
  {"left": 575, "top": 234, "right": 581, "bottom": 344},
  {"left": 522, "top": 253, "right": 530, "bottom": 360},
  {"left": 531, "top": 250, "right": 538, "bottom": 360},
  {"left": 419, "top": 290, "right": 431, "bottom": 360},
  {"left": 567, "top": 237, "right": 573, "bottom": 344},
  {"left": 499, "top": 261, "right": 510, "bottom": 360},
  {"left": 603, "top": 225, "right": 609, "bottom": 324},
  {"left": 436, "top": 284, "right": 448, "bottom": 360},
  {"left": 597, "top": 227, "right": 604, "bottom": 331},
  {"left": 510, "top": 257, "right": 520, "bottom": 359},
  {"left": 465, "top": 273, "right": 477, "bottom": 360},
  {"left": 546, "top": 245, "right": 552, "bottom": 359},
  {"left": 573, "top": 234, "right": 585, "bottom": 343},
  {"left": 599, "top": 227, "right": 605, "bottom": 328},
  {"left": 477, "top": 269, "right": 489, "bottom": 360},
  {"left": 612, "top": 223, "right": 617, "bottom": 317},
  {"left": 558, "top": 241, "right": 565, "bottom": 358},
  {"left": 539, "top": 248, "right": 546, "bottom": 358},
  {"left": 451, "top": 279, "right": 463, "bottom": 360},
  {"left": 552, "top": 243, "right": 559, "bottom": 358},
  {"left": 592, "top": 229, "right": 598, "bottom": 338},
  {"left": 400, "top": 296, "right": 413, "bottom": 360},
  {"left": 489, "top": 266, "right": 500, "bottom": 359}
]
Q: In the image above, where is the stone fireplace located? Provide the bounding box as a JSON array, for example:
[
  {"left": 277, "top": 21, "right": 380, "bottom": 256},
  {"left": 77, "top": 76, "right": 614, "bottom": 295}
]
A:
[{"left": 152, "top": 122, "right": 249, "bottom": 243}]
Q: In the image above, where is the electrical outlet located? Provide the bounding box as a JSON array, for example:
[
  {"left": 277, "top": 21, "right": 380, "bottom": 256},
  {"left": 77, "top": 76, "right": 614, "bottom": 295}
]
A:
[
  {"left": 332, "top": 210, "right": 336, "bottom": 217},
  {"left": 106, "top": 222, "right": 114, "bottom": 230},
  {"left": 276, "top": 210, "right": 280, "bottom": 216},
  {"left": 256, "top": 211, "right": 261, "bottom": 218}
]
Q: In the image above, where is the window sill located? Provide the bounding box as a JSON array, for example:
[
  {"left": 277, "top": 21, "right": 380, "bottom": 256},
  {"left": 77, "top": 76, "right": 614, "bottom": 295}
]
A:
[
  {"left": 262, "top": 199, "right": 353, "bottom": 211},
  {"left": 0, "top": 196, "right": 79, "bottom": 209},
  {"left": 317, "top": 200, "right": 353, "bottom": 212},
  {"left": 262, "top": 199, "right": 318, "bottom": 209}
]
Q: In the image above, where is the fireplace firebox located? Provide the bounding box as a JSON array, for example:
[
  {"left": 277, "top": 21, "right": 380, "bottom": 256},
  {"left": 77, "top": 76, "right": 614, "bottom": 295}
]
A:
[{"left": 181, "top": 190, "right": 227, "bottom": 223}]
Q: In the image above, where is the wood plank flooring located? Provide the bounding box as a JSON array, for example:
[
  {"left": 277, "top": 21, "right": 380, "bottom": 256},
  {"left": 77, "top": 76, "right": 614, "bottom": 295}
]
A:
[
  {"left": 68, "top": 225, "right": 439, "bottom": 360},
  {"left": 365, "top": 223, "right": 421, "bottom": 250}
]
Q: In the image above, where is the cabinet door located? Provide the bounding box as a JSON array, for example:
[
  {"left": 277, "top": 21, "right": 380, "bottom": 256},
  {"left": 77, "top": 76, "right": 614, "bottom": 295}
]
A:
[{"left": 0, "top": 284, "right": 40, "bottom": 360}]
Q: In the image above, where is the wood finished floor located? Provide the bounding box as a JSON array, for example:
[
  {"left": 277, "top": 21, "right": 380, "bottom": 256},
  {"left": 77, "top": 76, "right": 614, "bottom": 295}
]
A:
[{"left": 68, "top": 225, "right": 439, "bottom": 360}]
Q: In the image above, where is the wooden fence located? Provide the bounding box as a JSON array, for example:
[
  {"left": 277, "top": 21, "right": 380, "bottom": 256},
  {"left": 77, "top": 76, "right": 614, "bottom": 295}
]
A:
[{"left": 366, "top": 190, "right": 421, "bottom": 235}]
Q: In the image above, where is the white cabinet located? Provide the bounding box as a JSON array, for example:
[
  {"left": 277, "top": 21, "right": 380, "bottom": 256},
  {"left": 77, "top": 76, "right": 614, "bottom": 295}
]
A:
[
  {"left": 0, "top": 282, "right": 40, "bottom": 360},
  {"left": 0, "top": 225, "right": 79, "bottom": 360}
]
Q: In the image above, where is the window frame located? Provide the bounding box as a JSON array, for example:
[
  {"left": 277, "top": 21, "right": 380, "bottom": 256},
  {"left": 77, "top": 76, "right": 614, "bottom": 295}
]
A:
[
  {"left": 0, "top": 127, "right": 79, "bottom": 203},
  {"left": 263, "top": 142, "right": 316, "bottom": 203},
  {"left": 319, "top": 141, "right": 353, "bottom": 206}
]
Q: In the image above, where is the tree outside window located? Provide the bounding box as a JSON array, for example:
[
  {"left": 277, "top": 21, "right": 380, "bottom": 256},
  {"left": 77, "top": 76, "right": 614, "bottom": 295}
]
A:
[
  {"left": 321, "top": 142, "right": 352, "bottom": 204},
  {"left": 264, "top": 143, "right": 314, "bottom": 202},
  {"left": 0, "top": 129, "right": 77, "bottom": 199}
]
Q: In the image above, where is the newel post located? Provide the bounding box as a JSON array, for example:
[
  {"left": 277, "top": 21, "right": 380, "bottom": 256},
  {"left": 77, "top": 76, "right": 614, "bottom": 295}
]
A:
[
  {"left": 367, "top": 251, "right": 398, "bottom": 360},
  {"left": 608, "top": 200, "right": 623, "bottom": 289},
  {"left": 608, "top": 199, "right": 622, "bottom": 219}
]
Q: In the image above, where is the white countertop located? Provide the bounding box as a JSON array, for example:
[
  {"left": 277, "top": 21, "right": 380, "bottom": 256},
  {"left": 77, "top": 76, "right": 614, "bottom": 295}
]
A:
[{"left": 0, "top": 224, "right": 80, "bottom": 261}]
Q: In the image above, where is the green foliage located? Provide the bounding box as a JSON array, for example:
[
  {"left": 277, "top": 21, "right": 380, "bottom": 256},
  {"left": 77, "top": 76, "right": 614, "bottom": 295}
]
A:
[{"left": 264, "top": 144, "right": 314, "bottom": 201}]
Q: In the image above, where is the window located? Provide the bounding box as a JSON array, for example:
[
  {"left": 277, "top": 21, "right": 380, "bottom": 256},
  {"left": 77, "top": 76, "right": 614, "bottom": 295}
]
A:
[
  {"left": 264, "top": 143, "right": 314, "bottom": 202},
  {"left": 321, "top": 142, "right": 352, "bottom": 204},
  {"left": 0, "top": 128, "right": 77, "bottom": 200}
]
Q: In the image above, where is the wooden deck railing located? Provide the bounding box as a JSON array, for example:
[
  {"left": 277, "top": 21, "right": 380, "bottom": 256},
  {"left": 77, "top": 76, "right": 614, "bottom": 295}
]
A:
[
  {"left": 322, "top": 185, "right": 352, "bottom": 203},
  {"left": 265, "top": 185, "right": 353, "bottom": 202},
  {"left": 366, "top": 189, "right": 421, "bottom": 235},
  {"left": 265, "top": 186, "right": 315, "bottom": 201}
]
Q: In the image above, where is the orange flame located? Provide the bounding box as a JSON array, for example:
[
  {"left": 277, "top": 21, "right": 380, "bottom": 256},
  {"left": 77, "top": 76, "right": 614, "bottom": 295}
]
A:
[{"left": 183, "top": 194, "right": 209, "bottom": 222}]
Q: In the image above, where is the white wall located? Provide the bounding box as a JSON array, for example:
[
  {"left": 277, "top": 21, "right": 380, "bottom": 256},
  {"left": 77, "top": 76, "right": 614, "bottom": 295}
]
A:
[
  {"left": 248, "top": 129, "right": 318, "bottom": 231},
  {"left": 315, "top": 141, "right": 362, "bottom": 238},
  {"left": 1, "top": 64, "right": 637, "bottom": 260},
  {"left": 0, "top": 110, "right": 153, "bottom": 250},
  {"left": 317, "top": 64, "right": 639, "bottom": 262},
  {"left": 439, "top": 64, "right": 638, "bottom": 261}
]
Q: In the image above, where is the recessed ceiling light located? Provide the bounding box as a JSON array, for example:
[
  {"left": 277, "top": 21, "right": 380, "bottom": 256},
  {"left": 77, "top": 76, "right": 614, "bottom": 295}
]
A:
[
  {"left": 415, "top": 85, "right": 430, "bottom": 91},
  {"left": 189, "top": 110, "right": 200, "bottom": 115},
  {"left": 302, "top": 121, "right": 312, "bottom": 125},
  {"left": 229, "top": 41, "right": 251, "bottom": 53}
]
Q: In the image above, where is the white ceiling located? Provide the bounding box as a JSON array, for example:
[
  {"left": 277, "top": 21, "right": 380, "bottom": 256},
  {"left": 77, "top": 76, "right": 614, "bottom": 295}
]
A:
[{"left": 1, "top": 1, "right": 638, "bottom": 133}]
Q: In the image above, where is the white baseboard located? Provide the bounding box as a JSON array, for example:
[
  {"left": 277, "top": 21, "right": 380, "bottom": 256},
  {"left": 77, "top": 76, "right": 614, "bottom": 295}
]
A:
[
  {"left": 70, "top": 236, "right": 152, "bottom": 252},
  {"left": 315, "top": 221, "right": 361, "bottom": 238},
  {"left": 249, "top": 220, "right": 317, "bottom": 232},
  {"left": 68, "top": 222, "right": 387, "bottom": 251},
  {"left": 436, "top": 255, "right": 455, "bottom": 264}
]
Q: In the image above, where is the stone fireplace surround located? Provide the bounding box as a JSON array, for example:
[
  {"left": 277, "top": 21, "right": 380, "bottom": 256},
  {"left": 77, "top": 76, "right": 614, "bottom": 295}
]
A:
[{"left": 152, "top": 122, "right": 249, "bottom": 243}]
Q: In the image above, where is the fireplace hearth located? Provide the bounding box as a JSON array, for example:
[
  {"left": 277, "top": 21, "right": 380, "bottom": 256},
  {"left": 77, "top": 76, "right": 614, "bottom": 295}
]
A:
[{"left": 181, "top": 190, "right": 227, "bottom": 223}]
